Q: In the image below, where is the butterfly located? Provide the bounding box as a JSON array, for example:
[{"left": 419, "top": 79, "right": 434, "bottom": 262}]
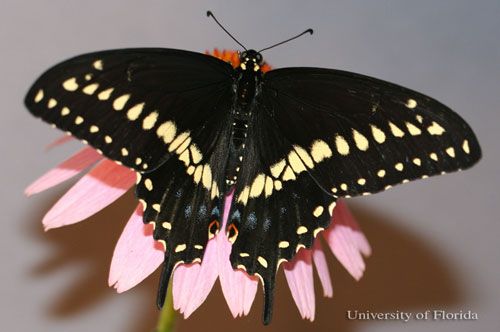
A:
[{"left": 24, "top": 12, "right": 481, "bottom": 324}]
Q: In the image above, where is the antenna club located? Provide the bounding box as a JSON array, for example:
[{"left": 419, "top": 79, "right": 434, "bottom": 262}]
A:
[
  {"left": 307, "top": 28, "right": 314, "bottom": 35},
  {"left": 206, "top": 10, "right": 213, "bottom": 17}
]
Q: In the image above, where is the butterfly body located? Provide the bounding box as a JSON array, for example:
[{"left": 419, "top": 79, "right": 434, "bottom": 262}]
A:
[
  {"left": 25, "top": 47, "right": 481, "bottom": 324},
  {"left": 225, "top": 50, "right": 264, "bottom": 187}
]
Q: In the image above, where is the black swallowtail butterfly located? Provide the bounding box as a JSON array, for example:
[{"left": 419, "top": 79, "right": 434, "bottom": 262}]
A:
[{"left": 24, "top": 12, "right": 481, "bottom": 324}]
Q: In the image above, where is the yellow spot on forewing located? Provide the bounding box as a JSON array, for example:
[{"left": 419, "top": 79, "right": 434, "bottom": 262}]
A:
[
  {"left": 62, "top": 77, "right": 79, "bottom": 91},
  {"left": 430, "top": 152, "right": 438, "bottom": 161},
  {"left": 427, "top": 121, "right": 445, "bottom": 135},
  {"left": 357, "top": 178, "right": 366, "bottom": 185},
  {"left": 340, "top": 183, "right": 348, "bottom": 191},
  {"left": 352, "top": 130, "right": 369, "bottom": 151},
  {"left": 377, "top": 169, "right": 386, "bottom": 177},
  {"left": 121, "top": 148, "right": 128, "bottom": 156},
  {"left": 98, "top": 88, "right": 114, "bottom": 100},
  {"left": 371, "top": 125, "right": 386, "bottom": 143},
  {"left": 406, "top": 99, "right": 417, "bottom": 109},
  {"left": 60, "top": 107, "right": 70, "bottom": 116},
  {"left": 142, "top": 111, "right": 158, "bottom": 130},
  {"left": 89, "top": 125, "right": 99, "bottom": 133},
  {"left": 462, "top": 140, "right": 470, "bottom": 154},
  {"left": 395, "top": 162, "right": 404, "bottom": 171},
  {"left": 75, "top": 116, "right": 84, "bottom": 125},
  {"left": 270, "top": 159, "right": 286, "bottom": 178},
  {"left": 127, "top": 102, "right": 144, "bottom": 121},
  {"left": 406, "top": 122, "right": 422, "bottom": 135},
  {"left": 93, "top": 59, "right": 103, "bottom": 70},
  {"left": 335, "top": 135, "right": 350, "bottom": 155},
  {"left": 446, "top": 147, "right": 456, "bottom": 158},
  {"left": 152, "top": 204, "right": 161, "bottom": 212},
  {"left": 389, "top": 122, "right": 405, "bottom": 137},
  {"left": 135, "top": 157, "right": 142, "bottom": 165},
  {"left": 34, "top": 89, "right": 44, "bottom": 103},
  {"left": 47, "top": 98, "right": 57, "bottom": 109},
  {"left": 113, "top": 94, "right": 130, "bottom": 111},
  {"left": 104, "top": 135, "right": 112, "bottom": 143},
  {"left": 82, "top": 83, "right": 99, "bottom": 95},
  {"left": 157, "top": 121, "right": 177, "bottom": 144},
  {"left": 186, "top": 165, "right": 195, "bottom": 175},
  {"left": 162, "top": 222, "right": 172, "bottom": 230},
  {"left": 239, "top": 252, "right": 250, "bottom": 257},
  {"left": 416, "top": 115, "right": 423, "bottom": 123},
  {"left": 310, "top": 139, "right": 332, "bottom": 162},
  {"left": 413, "top": 158, "right": 422, "bottom": 166}
]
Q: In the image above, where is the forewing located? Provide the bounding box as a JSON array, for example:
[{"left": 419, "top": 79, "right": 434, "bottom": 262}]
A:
[
  {"left": 25, "top": 48, "right": 234, "bottom": 171},
  {"left": 262, "top": 68, "right": 481, "bottom": 197}
]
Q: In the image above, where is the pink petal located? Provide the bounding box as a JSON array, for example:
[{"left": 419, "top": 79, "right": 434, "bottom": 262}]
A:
[
  {"left": 312, "top": 239, "right": 333, "bottom": 297},
  {"left": 284, "top": 249, "right": 316, "bottom": 321},
  {"left": 109, "top": 205, "right": 164, "bottom": 292},
  {"left": 25, "top": 147, "right": 102, "bottom": 196},
  {"left": 217, "top": 193, "right": 258, "bottom": 317},
  {"left": 42, "top": 159, "right": 135, "bottom": 230},
  {"left": 336, "top": 200, "right": 372, "bottom": 256},
  {"left": 45, "top": 135, "right": 74, "bottom": 150},
  {"left": 323, "top": 200, "right": 369, "bottom": 280},
  {"left": 172, "top": 238, "right": 219, "bottom": 318}
]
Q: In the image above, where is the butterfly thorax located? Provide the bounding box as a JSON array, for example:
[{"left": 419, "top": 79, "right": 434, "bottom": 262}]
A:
[{"left": 224, "top": 52, "right": 263, "bottom": 188}]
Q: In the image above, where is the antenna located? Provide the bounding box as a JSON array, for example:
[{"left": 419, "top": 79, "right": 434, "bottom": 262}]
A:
[
  {"left": 258, "top": 29, "right": 314, "bottom": 53},
  {"left": 206, "top": 11, "right": 247, "bottom": 50}
]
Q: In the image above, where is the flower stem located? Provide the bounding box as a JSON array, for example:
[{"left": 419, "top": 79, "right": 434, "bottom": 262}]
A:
[{"left": 156, "top": 283, "right": 176, "bottom": 332}]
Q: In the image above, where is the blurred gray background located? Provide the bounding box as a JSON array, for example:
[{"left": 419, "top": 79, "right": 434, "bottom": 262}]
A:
[{"left": 1, "top": 0, "right": 499, "bottom": 331}]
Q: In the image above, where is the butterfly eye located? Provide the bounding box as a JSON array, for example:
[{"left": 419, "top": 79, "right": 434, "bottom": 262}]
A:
[{"left": 255, "top": 53, "right": 263, "bottom": 64}]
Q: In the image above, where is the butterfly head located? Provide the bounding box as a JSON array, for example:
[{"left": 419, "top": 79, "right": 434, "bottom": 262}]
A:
[{"left": 239, "top": 49, "right": 263, "bottom": 72}]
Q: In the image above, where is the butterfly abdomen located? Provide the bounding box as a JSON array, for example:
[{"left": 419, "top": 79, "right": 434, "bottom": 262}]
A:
[{"left": 225, "top": 68, "right": 262, "bottom": 188}]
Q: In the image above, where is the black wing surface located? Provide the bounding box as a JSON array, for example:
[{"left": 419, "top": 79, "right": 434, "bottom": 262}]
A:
[
  {"left": 25, "top": 48, "right": 236, "bottom": 308},
  {"left": 261, "top": 68, "right": 481, "bottom": 197},
  {"left": 230, "top": 67, "right": 481, "bottom": 323},
  {"left": 25, "top": 48, "right": 234, "bottom": 171},
  {"left": 228, "top": 102, "right": 338, "bottom": 324}
]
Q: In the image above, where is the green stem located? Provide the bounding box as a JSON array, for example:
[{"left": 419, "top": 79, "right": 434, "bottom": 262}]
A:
[{"left": 156, "top": 283, "right": 176, "bottom": 332}]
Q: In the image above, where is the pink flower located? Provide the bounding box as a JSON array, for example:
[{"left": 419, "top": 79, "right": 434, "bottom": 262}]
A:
[{"left": 26, "top": 136, "right": 371, "bottom": 321}]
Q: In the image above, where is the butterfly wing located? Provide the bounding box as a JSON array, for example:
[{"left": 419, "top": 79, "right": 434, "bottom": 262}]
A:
[
  {"left": 25, "top": 48, "right": 236, "bottom": 307},
  {"left": 228, "top": 101, "right": 337, "bottom": 324},
  {"left": 230, "top": 67, "right": 481, "bottom": 323},
  {"left": 24, "top": 48, "right": 234, "bottom": 171},
  {"left": 261, "top": 67, "right": 481, "bottom": 197}
]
